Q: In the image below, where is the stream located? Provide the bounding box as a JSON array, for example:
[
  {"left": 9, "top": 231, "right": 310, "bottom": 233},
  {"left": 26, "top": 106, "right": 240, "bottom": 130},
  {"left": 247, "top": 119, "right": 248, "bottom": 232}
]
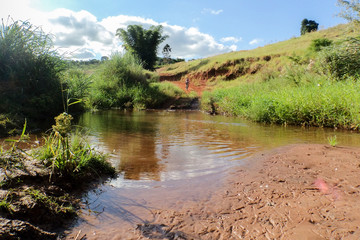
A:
[{"left": 65, "top": 110, "right": 360, "bottom": 238}]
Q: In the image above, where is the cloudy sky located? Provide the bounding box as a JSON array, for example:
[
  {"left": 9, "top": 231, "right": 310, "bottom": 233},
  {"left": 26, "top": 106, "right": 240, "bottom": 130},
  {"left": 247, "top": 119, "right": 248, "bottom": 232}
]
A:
[{"left": 1, "top": 0, "right": 345, "bottom": 60}]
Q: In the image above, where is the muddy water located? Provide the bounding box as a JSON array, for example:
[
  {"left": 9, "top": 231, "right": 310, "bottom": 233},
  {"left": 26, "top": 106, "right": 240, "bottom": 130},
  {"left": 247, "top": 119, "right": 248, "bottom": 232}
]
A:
[{"left": 66, "top": 110, "right": 360, "bottom": 239}]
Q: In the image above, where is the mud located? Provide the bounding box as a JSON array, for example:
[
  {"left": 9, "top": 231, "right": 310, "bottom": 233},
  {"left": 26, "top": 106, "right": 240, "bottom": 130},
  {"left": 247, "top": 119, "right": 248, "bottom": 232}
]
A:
[{"left": 128, "top": 144, "right": 360, "bottom": 239}]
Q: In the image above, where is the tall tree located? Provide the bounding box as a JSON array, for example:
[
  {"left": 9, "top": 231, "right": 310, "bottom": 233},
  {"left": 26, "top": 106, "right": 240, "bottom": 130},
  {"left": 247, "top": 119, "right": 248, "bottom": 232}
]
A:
[
  {"left": 301, "top": 19, "right": 319, "bottom": 35},
  {"left": 116, "top": 25, "right": 168, "bottom": 70}
]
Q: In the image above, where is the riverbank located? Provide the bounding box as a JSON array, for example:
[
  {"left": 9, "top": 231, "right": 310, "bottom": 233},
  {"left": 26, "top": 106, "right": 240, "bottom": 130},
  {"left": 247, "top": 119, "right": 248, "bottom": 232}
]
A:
[{"left": 126, "top": 144, "right": 360, "bottom": 239}]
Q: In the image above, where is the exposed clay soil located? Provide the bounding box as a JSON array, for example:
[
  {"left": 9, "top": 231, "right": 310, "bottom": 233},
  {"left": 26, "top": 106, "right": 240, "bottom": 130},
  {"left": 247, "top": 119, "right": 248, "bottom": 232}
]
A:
[{"left": 127, "top": 144, "right": 360, "bottom": 240}]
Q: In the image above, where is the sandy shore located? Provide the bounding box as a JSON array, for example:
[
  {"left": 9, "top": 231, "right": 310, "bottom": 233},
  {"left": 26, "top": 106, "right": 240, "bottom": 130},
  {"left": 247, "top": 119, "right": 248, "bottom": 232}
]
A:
[{"left": 128, "top": 144, "right": 360, "bottom": 240}]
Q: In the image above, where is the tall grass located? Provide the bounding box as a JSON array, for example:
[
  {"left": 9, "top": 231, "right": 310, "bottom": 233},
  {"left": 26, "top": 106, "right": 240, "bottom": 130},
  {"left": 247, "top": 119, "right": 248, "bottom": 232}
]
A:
[
  {"left": 0, "top": 19, "right": 64, "bottom": 122},
  {"left": 202, "top": 75, "right": 360, "bottom": 129}
]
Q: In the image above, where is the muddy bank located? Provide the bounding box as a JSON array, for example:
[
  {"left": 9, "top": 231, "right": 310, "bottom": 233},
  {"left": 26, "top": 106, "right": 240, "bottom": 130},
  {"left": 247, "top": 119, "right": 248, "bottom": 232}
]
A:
[
  {"left": 126, "top": 144, "right": 360, "bottom": 239},
  {"left": 0, "top": 149, "right": 115, "bottom": 240}
]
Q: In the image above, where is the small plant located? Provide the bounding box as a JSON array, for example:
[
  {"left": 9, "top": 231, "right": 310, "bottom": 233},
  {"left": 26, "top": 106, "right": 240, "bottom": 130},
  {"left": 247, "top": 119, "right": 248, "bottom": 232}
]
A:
[
  {"left": 26, "top": 187, "right": 75, "bottom": 215},
  {"left": 327, "top": 135, "right": 338, "bottom": 147},
  {"left": 37, "top": 113, "right": 115, "bottom": 180},
  {"left": 0, "top": 121, "right": 28, "bottom": 180},
  {"left": 0, "top": 192, "right": 14, "bottom": 214}
]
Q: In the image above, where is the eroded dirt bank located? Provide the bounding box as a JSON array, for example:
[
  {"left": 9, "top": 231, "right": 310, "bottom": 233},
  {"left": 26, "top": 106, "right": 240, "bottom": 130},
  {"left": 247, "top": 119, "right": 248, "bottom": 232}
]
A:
[{"left": 124, "top": 144, "right": 360, "bottom": 240}]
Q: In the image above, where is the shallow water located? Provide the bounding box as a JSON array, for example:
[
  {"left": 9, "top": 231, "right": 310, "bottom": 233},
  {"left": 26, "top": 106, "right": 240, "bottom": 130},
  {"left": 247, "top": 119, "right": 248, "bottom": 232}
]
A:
[{"left": 67, "top": 110, "right": 360, "bottom": 238}]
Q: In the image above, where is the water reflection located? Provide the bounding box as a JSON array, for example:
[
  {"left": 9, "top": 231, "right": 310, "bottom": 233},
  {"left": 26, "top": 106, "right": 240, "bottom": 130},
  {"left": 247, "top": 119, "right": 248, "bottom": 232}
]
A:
[{"left": 78, "top": 110, "right": 360, "bottom": 186}]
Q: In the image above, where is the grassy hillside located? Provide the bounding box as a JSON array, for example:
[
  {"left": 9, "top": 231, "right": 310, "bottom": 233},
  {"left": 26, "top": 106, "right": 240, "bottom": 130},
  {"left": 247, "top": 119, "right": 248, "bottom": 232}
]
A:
[
  {"left": 158, "top": 24, "right": 356, "bottom": 89},
  {"left": 159, "top": 23, "right": 360, "bottom": 130}
]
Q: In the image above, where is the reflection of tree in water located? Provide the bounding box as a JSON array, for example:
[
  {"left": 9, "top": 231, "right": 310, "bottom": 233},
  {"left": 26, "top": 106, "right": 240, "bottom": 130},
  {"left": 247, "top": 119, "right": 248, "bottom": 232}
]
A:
[
  {"left": 118, "top": 133, "right": 163, "bottom": 180},
  {"left": 78, "top": 110, "right": 163, "bottom": 181}
]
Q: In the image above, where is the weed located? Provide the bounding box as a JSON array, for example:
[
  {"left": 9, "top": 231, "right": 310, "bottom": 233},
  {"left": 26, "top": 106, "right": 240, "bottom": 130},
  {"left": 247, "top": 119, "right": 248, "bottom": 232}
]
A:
[
  {"left": 0, "top": 192, "right": 14, "bottom": 214},
  {"left": 327, "top": 135, "right": 338, "bottom": 147},
  {"left": 26, "top": 187, "right": 75, "bottom": 215},
  {"left": 36, "top": 113, "right": 115, "bottom": 180}
]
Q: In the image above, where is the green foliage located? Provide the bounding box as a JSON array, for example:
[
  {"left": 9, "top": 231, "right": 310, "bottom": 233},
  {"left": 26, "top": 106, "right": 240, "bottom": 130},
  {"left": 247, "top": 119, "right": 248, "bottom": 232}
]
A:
[
  {"left": 37, "top": 113, "right": 115, "bottom": 180},
  {"left": 327, "top": 135, "right": 338, "bottom": 147},
  {"left": 201, "top": 72, "right": 360, "bottom": 129},
  {"left": 61, "top": 69, "right": 92, "bottom": 112},
  {"left": 116, "top": 25, "right": 168, "bottom": 70},
  {"left": 0, "top": 19, "right": 64, "bottom": 121},
  {"left": 309, "top": 38, "right": 333, "bottom": 52},
  {"left": 89, "top": 53, "right": 179, "bottom": 109},
  {"left": 301, "top": 19, "right": 319, "bottom": 35},
  {"left": 317, "top": 37, "right": 360, "bottom": 80},
  {"left": 26, "top": 187, "right": 75, "bottom": 215},
  {"left": 0, "top": 193, "right": 14, "bottom": 214}
]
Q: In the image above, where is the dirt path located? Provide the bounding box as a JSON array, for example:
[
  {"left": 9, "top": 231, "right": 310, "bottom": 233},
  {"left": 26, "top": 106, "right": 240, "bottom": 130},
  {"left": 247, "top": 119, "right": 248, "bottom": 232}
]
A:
[
  {"left": 164, "top": 78, "right": 207, "bottom": 97},
  {"left": 129, "top": 144, "right": 360, "bottom": 239}
]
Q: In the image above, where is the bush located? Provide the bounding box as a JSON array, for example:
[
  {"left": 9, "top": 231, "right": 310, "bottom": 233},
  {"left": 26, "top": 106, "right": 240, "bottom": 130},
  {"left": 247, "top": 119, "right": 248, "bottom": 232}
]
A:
[
  {"left": 89, "top": 53, "right": 183, "bottom": 109},
  {"left": 317, "top": 37, "right": 360, "bottom": 80},
  {"left": 0, "top": 19, "right": 64, "bottom": 121},
  {"left": 309, "top": 38, "right": 333, "bottom": 52}
]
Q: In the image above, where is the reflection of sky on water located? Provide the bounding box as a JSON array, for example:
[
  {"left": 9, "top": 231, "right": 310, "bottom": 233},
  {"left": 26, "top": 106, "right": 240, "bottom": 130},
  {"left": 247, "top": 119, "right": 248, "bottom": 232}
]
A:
[{"left": 78, "top": 110, "right": 360, "bottom": 189}]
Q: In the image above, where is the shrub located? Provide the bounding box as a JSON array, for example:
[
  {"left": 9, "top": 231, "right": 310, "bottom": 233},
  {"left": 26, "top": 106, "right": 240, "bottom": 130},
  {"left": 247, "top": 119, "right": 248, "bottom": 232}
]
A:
[
  {"left": 309, "top": 38, "right": 333, "bottom": 52},
  {"left": 89, "top": 53, "right": 182, "bottom": 109},
  {"left": 317, "top": 37, "right": 360, "bottom": 80}
]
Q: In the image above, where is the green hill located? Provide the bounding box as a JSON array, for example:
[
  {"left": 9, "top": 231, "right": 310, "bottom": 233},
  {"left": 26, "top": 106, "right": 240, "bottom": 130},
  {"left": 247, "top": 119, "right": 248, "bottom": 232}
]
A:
[
  {"left": 158, "top": 24, "right": 355, "bottom": 89},
  {"left": 158, "top": 23, "right": 360, "bottom": 130}
]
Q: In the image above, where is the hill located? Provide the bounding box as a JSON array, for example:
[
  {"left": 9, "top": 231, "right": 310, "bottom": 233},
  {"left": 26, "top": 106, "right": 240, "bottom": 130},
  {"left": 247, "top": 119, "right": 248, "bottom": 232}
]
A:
[
  {"left": 157, "top": 24, "right": 356, "bottom": 94},
  {"left": 158, "top": 23, "right": 360, "bottom": 130}
]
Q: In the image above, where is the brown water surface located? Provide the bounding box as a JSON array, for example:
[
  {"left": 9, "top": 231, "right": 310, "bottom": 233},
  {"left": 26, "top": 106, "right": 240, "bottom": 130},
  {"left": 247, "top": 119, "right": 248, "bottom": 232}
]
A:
[{"left": 65, "top": 110, "right": 360, "bottom": 239}]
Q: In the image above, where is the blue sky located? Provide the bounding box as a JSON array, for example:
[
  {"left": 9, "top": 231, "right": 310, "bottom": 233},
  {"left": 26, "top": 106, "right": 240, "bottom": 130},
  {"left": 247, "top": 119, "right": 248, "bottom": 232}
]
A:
[{"left": 2, "top": 0, "right": 346, "bottom": 60}]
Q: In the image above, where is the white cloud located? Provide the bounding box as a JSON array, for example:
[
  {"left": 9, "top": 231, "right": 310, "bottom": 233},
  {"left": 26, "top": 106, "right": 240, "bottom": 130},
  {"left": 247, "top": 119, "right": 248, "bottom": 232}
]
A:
[
  {"left": 249, "top": 38, "right": 264, "bottom": 45},
  {"left": 220, "top": 37, "right": 242, "bottom": 43},
  {"left": 202, "top": 8, "right": 224, "bottom": 15},
  {"left": 2, "top": 2, "right": 235, "bottom": 60}
]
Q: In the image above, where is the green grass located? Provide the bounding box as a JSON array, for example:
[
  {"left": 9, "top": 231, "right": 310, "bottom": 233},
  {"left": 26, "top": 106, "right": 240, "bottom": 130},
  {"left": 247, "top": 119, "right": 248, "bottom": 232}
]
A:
[
  {"left": 327, "top": 135, "right": 338, "bottom": 147},
  {"left": 159, "top": 24, "right": 355, "bottom": 77},
  {"left": 202, "top": 75, "right": 360, "bottom": 129}
]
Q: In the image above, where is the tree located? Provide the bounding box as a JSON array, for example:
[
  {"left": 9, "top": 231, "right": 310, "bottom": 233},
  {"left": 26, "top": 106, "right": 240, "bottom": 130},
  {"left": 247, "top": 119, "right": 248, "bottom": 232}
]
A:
[
  {"left": 116, "top": 25, "right": 168, "bottom": 70},
  {"left": 337, "top": 0, "right": 360, "bottom": 28},
  {"left": 301, "top": 19, "right": 319, "bottom": 35},
  {"left": 162, "top": 44, "right": 171, "bottom": 64}
]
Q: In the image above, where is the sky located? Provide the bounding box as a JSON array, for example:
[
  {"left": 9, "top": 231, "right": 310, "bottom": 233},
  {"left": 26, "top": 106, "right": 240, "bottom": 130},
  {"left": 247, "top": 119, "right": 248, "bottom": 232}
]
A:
[{"left": 1, "top": 0, "right": 347, "bottom": 60}]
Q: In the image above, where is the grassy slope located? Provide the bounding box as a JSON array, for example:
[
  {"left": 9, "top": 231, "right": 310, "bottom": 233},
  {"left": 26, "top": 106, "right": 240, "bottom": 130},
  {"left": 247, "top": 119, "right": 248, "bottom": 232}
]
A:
[
  {"left": 158, "top": 24, "right": 360, "bottom": 129},
  {"left": 158, "top": 24, "right": 355, "bottom": 87}
]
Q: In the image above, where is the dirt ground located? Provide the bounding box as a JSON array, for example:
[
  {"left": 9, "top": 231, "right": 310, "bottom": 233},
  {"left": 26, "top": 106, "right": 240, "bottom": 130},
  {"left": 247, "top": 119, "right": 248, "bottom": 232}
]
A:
[{"left": 128, "top": 144, "right": 360, "bottom": 240}]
